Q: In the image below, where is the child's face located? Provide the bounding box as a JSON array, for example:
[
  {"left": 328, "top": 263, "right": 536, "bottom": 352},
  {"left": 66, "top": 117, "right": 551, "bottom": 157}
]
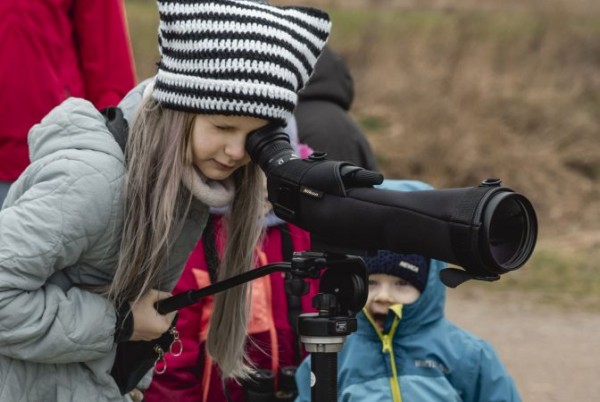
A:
[
  {"left": 366, "top": 273, "right": 421, "bottom": 331},
  {"left": 190, "top": 114, "right": 268, "bottom": 180}
]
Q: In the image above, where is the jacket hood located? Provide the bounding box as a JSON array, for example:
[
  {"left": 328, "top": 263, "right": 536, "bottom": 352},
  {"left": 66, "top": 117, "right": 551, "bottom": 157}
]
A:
[
  {"left": 298, "top": 46, "right": 354, "bottom": 111},
  {"left": 357, "top": 180, "right": 447, "bottom": 338},
  {"left": 118, "top": 78, "right": 153, "bottom": 126},
  {"left": 28, "top": 98, "right": 124, "bottom": 164}
]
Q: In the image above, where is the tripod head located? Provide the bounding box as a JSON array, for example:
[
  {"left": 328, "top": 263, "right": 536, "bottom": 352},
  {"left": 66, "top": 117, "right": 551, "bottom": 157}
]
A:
[
  {"left": 285, "top": 252, "right": 368, "bottom": 317},
  {"left": 284, "top": 252, "right": 368, "bottom": 402}
]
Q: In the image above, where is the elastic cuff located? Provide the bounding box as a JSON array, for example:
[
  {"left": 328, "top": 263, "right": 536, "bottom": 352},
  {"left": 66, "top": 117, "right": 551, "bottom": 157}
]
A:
[{"left": 114, "top": 301, "right": 134, "bottom": 343}]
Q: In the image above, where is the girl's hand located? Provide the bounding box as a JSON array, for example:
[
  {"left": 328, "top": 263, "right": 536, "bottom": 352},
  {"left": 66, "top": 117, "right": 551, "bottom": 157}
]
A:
[
  {"left": 129, "top": 289, "right": 176, "bottom": 341},
  {"left": 129, "top": 388, "right": 144, "bottom": 402}
]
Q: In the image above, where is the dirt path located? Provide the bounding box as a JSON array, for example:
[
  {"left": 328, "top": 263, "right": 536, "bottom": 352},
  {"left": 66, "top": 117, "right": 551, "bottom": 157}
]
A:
[{"left": 445, "top": 286, "right": 600, "bottom": 401}]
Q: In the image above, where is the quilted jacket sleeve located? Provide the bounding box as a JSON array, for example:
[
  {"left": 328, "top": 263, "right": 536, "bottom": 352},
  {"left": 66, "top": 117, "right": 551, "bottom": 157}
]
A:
[{"left": 0, "top": 159, "right": 120, "bottom": 364}]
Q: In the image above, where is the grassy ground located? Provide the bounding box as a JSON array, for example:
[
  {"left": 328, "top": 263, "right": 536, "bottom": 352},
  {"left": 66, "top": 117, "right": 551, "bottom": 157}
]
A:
[
  {"left": 124, "top": 0, "right": 600, "bottom": 311},
  {"left": 124, "top": 1, "right": 160, "bottom": 80},
  {"left": 473, "top": 243, "right": 600, "bottom": 312}
]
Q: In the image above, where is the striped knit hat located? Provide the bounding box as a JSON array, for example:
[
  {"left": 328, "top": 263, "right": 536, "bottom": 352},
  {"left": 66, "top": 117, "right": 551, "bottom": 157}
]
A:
[{"left": 154, "top": 0, "right": 331, "bottom": 122}]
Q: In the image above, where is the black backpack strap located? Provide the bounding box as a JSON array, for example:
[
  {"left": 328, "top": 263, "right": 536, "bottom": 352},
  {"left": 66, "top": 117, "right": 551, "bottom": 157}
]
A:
[
  {"left": 280, "top": 224, "right": 303, "bottom": 363},
  {"left": 100, "top": 106, "right": 128, "bottom": 153},
  {"left": 202, "top": 214, "right": 220, "bottom": 284}
]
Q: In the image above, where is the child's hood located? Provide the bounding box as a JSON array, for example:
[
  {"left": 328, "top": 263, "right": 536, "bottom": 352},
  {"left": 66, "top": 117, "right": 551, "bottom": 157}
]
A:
[{"left": 395, "top": 257, "right": 446, "bottom": 333}]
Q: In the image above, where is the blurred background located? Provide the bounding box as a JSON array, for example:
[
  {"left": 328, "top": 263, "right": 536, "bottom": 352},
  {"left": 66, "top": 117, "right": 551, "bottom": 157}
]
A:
[{"left": 124, "top": 0, "right": 599, "bottom": 399}]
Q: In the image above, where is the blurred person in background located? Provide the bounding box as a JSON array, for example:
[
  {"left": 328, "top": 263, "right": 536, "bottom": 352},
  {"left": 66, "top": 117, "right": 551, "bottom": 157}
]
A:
[
  {"left": 0, "top": 0, "right": 136, "bottom": 205},
  {"left": 296, "top": 46, "right": 379, "bottom": 172}
]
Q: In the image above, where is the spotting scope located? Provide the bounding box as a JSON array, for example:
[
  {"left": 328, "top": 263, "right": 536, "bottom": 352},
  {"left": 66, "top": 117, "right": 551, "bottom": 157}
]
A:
[{"left": 246, "top": 125, "right": 538, "bottom": 287}]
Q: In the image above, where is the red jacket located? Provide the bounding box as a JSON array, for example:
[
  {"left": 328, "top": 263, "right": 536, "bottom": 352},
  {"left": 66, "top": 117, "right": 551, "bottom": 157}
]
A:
[
  {"left": 0, "top": 0, "right": 136, "bottom": 181},
  {"left": 145, "top": 216, "right": 318, "bottom": 402}
]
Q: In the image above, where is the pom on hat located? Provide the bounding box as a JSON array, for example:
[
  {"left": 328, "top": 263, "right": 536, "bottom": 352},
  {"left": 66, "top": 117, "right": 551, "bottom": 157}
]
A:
[
  {"left": 154, "top": 0, "right": 331, "bottom": 123},
  {"left": 363, "top": 250, "right": 430, "bottom": 293}
]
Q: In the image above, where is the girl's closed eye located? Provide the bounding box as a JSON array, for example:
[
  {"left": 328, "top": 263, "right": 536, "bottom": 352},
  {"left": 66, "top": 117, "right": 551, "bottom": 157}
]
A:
[{"left": 208, "top": 116, "right": 234, "bottom": 131}]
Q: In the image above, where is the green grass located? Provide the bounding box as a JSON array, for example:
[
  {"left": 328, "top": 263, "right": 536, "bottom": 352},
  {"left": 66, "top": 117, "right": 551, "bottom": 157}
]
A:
[
  {"left": 326, "top": 8, "right": 600, "bottom": 51},
  {"left": 125, "top": 0, "right": 160, "bottom": 81},
  {"left": 358, "top": 115, "right": 389, "bottom": 133},
  {"left": 492, "top": 246, "right": 600, "bottom": 312}
]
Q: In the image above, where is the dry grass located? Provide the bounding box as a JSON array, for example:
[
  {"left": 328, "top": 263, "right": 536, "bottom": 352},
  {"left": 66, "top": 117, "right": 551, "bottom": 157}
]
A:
[{"left": 124, "top": 0, "right": 600, "bottom": 309}]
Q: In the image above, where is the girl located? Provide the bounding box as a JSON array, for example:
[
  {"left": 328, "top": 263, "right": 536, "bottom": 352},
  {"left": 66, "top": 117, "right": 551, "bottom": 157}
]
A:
[
  {"left": 0, "top": 1, "right": 330, "bottom": 401},
  {"left": 143, "top": 131, "right": 318, "bottom": 402}
]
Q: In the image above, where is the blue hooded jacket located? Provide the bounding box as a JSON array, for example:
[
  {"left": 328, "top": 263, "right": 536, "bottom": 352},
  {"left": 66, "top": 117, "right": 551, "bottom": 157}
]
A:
[{"left": 295, "top": 180, "right": 521, "bottom": 402}]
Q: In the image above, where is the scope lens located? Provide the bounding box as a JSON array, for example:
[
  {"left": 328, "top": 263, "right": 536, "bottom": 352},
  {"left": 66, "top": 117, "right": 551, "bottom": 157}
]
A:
[{"left": 485, "top": 193, "right": 537, "bottom": 272}]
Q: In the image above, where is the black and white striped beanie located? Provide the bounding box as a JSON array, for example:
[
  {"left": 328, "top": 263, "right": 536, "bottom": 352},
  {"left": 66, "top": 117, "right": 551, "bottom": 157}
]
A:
[{"left": 154, "top": 0, "right": 331, "bottom": 123}]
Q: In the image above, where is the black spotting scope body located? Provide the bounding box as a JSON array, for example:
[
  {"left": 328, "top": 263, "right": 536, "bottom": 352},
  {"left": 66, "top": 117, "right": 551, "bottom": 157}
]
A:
[{"left": 246, "top": 125, "right": 538, "bottom": 287}]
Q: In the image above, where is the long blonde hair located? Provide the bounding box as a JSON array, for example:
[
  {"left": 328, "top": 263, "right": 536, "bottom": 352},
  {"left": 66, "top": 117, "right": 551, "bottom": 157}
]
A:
[
  {"left": 109, "top": 96, "right": 265, "bottom": 378},
  {"left": 207, "top": 165, "right": 264, "bottom": 379}
]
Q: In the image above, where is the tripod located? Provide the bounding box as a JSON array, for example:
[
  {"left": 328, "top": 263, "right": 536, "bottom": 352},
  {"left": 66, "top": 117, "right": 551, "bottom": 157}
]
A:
[
  {"left": 295, "top": 253, "right": 367, "bottom": 402},
  {"left": 155, "top": 251, "right": 368, "bottom": 402}
]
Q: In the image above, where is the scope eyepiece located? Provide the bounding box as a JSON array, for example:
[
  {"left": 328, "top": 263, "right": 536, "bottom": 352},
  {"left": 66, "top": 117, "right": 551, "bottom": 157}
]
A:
[{"left": 246, "top": 124, "right": 298, "bottom": 173}]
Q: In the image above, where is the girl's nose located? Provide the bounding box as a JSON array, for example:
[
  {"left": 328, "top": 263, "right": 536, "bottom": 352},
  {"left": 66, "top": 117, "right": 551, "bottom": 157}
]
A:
[{"left": 225, "top": 136, "right": 247, "bottom": 161}]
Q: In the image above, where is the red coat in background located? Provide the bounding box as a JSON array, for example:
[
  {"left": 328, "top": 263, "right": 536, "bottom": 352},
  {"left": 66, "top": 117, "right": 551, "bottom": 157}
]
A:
[
  {"left": 145, "top": 216, "right": 318, "bottom": 402},
  {"left": 0, "top": 0, "right": 136, "bottom": 181}
]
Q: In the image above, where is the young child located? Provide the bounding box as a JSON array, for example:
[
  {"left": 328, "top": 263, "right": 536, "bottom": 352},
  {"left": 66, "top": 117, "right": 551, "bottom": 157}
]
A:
[
  {"left": 295, "top": 181, "right": 522, "bottom": 402},
  {"left": 295, "top": 250, "right": 522, "bottom": 401},
  {"left": 0, "top": 1, "right": 330, "bottom": 400}
]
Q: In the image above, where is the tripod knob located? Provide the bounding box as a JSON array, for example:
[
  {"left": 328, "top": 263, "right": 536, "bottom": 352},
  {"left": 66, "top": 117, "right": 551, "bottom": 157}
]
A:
[
  {"left": 284, "top": 276, "right": 309, "bottom": 296},
  {"left": 312, "top": 293, "right": 337, "bottom": 314}
]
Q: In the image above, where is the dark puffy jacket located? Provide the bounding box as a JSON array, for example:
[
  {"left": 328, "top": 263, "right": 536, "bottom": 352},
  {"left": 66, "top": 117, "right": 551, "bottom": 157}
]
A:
[{"left": 296, "top": 47, "right": 379, "bottom": 171}]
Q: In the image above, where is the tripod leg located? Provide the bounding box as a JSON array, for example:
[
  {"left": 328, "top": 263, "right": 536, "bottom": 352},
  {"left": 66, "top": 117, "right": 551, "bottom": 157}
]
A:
[{"left": 311, "top": 352, "right": 338, "bottom": 402}]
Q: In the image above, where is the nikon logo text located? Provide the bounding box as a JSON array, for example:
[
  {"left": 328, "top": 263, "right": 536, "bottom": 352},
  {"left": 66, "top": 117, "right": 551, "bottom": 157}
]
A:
[{"left": 300, "top": 186, "right": 323, "bottom": 199}]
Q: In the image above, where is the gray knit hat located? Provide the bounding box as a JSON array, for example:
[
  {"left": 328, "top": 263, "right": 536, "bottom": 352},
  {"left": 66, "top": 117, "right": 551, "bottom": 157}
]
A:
[{"left": 154, "top": 0, "right": 331, "bottom": 122}]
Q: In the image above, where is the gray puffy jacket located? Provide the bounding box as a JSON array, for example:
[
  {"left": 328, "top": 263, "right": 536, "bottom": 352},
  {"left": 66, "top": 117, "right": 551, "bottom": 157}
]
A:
[{"left": 0, "top": 87, "right": 209, "bottom": 401}]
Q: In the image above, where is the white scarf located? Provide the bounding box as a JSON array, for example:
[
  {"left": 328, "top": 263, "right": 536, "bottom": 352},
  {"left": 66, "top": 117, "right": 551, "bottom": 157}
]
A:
[{"left": 182, "top": 166, "right": 235, "bottom": 207}]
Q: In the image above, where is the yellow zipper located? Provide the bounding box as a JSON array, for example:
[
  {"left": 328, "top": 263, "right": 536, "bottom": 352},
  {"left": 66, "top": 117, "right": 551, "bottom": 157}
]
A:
[{"left": 364, "top": 305, "right": 403, "bottom": 402}]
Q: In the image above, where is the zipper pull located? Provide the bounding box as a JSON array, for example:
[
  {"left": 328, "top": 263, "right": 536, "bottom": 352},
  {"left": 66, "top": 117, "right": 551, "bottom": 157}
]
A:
[{"left": 382, "top": 334, "right": 392, "bottom": 353}]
